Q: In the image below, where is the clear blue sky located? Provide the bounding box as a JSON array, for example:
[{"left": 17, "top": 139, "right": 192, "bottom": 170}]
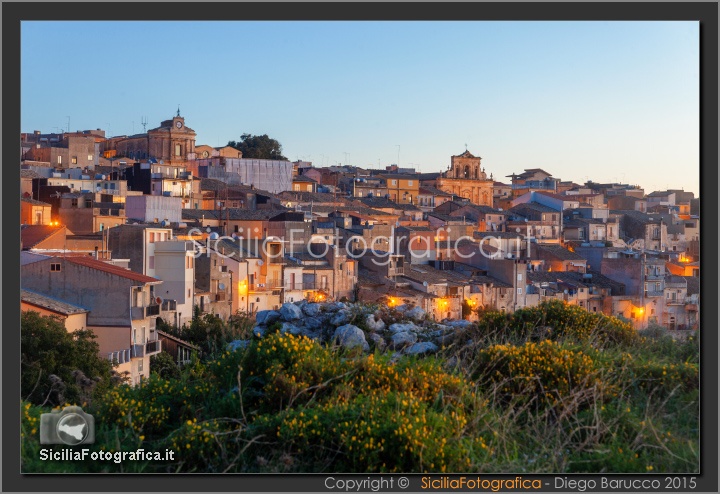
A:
[{"left": 21, "top": 21, "right": 699, "bottom": 196}]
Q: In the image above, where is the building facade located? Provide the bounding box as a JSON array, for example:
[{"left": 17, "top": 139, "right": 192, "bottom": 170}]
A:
[{"left": 436, "top": 150, "right": 494, "bottom": 206}]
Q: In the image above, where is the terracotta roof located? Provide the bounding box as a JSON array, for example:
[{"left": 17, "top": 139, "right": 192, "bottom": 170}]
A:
[
  {"left": 21, "top": 289, "right": 89, "bottom": 315},
  {"left": 536, "top": 244, "right": 586, "bottom": 261},
  {"left": 61, "top": 256, "right": 161, "bottom": 284},
  {"left": 20, "top": 225, "right": 65, "bottom": 249},
  {"left": 21, "top": 197, "right": 51, "bottom": 206}
]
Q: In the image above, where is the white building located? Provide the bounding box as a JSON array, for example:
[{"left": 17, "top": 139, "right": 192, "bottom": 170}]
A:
[{"left": 154, "top": 240, "right": 196, "bottom": 327}]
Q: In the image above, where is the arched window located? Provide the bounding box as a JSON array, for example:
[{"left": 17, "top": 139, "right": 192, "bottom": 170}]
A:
[
  {"left": 474, "top": 167, "right": 478, "bottom": 179},
  {"left": 464, "top": 165, "right": 470, "bottom": 179}
]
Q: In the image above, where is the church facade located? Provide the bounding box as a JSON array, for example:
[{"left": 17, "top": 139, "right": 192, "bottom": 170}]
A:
[
  {"left": 436, "top": 150, "right": 494, "bottom": 206},
  {"left": 110, "top": 111, "right": 197, "bottom": 165}
]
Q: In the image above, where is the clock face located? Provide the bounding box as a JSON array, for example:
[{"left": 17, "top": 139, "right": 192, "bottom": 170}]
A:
[{"left": 175, "top": 121, "right": 182, "bottom": 129}]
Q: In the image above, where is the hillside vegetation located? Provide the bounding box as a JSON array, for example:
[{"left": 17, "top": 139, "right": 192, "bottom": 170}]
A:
[{"left": 21, "top": 301, "right": 699, "bottom": 473}]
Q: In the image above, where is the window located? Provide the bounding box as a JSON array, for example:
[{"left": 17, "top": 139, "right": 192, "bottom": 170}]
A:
[
  {"left": 71, "top": 157, "right": 78, "bottom": 164},
  {"left": 188, "top": 288, "right": 191, "bottom": 298},
  {"left": 408, "top": 180, "right": 413, "bottom": 186},
  {"left": 391, "top": 180, "right": 397, "bottom": 186},
  {"left": 71, "top": 198, "right": 78, "bottom": 207},
  {"left": 50, "top": 263, "right": 61, "bottom": 272},
  {"left": 138, "top": 359, "right": 144, "bottom": 372},
  {"left": 517, "top": 287, "right": 522, "bottom": 295},
  {"left": 57, "top": 156, "right": 62, "bottom": 164},
  {"left": 88, "top": 154, "right": 93, "bottom": 161},
  {"left": 175, "top": 144, "right": 182, "bottom": 156}
]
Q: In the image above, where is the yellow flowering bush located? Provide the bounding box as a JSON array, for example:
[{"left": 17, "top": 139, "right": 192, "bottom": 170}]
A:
[
  {"left": 242, "top": 334, "right": 479, "bottom": 472},
  {"left": 474, "top": 340, "right": 601, "bottom": 410}
]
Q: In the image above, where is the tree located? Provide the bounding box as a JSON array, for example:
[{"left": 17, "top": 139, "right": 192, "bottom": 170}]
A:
[
  {"left": 228, "top": 133, "right": 287, "bottom": 160},
  {"left": 149, "top": 351, "right": 181, "bottom": 380},
  {"left": 21, "top": 311, "right": 116, "bottom": 407}
]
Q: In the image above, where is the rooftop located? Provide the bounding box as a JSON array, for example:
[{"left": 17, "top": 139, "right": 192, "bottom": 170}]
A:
[
  {"left": 61, "top": 256, "right": 162, "bottom": 284},
  {"left": 21, "top": 197, "right": 52, "bottom": 206},
  {"left": 21, "top": 289, "right": 89, "bottom": 315},
  {"left": 181, "top": 208, "right": 287, "bottom": 221},
  {"left": 536, "top": 244, "right": 587, "bottom": 261},
  {"left": 20, "top": 225, "right": 66, "bottom": 249}
]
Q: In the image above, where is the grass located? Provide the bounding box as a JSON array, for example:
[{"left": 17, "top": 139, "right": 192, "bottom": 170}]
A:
[{"left": 21, "top": 301, "right": 699, "bottom": 473}]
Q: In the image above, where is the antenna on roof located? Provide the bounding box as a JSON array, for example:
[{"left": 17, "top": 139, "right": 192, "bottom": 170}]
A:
[{"left": 141, "top": 116, "right": 147, "bottom": 133}]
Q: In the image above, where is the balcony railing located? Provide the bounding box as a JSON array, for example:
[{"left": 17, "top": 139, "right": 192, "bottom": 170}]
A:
[
  {"left": 250, "top": 280, "right": 284, "bottom": 291},
  {"left": 146, "top": 340, "right": 162, "bottom": 356},
  {"left": 94, "top": 208, "right": 124, "bottom": 217},
  {"left": 131, "top": 304, "right": 160, "bottom": 320},
  {"left": 131, "top": 343, "right": 146, "bottom": 358},
  {"left": 161, "top": 299, "right": 177, "bottom": 311},
  {"left": 644, "top": 290, "right": 664, "bottom": 298}
]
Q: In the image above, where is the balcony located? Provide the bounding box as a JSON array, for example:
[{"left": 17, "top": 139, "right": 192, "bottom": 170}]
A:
[
  {"left": 644, "top": 290, "right": 664, "bottom": 298},
  {"left": 131, "top": 304, "right": 160, "bottom": 320},
  {"left": 131, "top": 339, "right": 162, "bottom": 358},
  {"left": 214, "top": 292, "right": 226, "bottom": 302},
  {"left": 250, "top": 280, "right": 284, "bottom": 291},
  {"left": 145, "top": 339, "right": 162, "bottom": 356},
  {"left": 388, "top": 266, "right": 404, "bottom": 277},
  {"left": 161, "top": 299, "right": 177, "bottom": 311},
  {"left": 94, "top": 208, "right": 124, "bottom": 217}
]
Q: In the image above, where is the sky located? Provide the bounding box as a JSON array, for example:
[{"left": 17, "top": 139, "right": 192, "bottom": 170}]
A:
[{"left": 21, "top": 21, "right": 699, "bottom": 196}]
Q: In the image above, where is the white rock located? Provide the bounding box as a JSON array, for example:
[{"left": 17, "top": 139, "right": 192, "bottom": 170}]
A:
[{"left": 333, "top": 324, "right": 370, "bottom": 352}]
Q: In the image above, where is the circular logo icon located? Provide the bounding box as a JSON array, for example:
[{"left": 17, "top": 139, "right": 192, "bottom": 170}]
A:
[{"left": 56, "top": 413, "right": 89, "bottom": 445}]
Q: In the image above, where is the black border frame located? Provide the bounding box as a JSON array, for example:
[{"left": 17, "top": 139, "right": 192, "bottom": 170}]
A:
[{"left": 3, "top": 2, "right": 717, "bottom": 492}]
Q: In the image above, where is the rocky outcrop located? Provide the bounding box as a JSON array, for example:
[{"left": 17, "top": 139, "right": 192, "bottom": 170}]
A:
[{"left": 229, "top": 301, "right": 475, "bottom": 358}]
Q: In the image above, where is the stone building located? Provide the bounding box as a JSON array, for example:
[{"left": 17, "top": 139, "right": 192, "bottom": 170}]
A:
[
  {"left": 436, "top": 150, "right": 494, "bottom": 206},
  {"left": 110, "top": 111, "right": 196, "bottom": 164}
]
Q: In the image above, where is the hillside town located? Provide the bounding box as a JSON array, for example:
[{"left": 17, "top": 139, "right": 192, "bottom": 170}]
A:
[{"left": 20, "top": 112, "right": 701, "bottom": 384}]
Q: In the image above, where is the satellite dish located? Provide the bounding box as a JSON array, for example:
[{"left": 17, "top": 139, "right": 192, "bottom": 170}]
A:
[
  {"left": 206, "top": 227, "right": 212, "bottom": 233},
  {"left": 218, "top": 283, "right": 225, "bottom": 290},
  {"left": 156, "top": 297, "right": 163, "bottom": 305},
  {"left": 209, "top": 232, "right": 219, "bottom": 240},
  {"left": 257, "top": 260, "right": 264, "bottom": 266},
  {"left": 423, "top": 281, "right": 428, "bottom": 286}
]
